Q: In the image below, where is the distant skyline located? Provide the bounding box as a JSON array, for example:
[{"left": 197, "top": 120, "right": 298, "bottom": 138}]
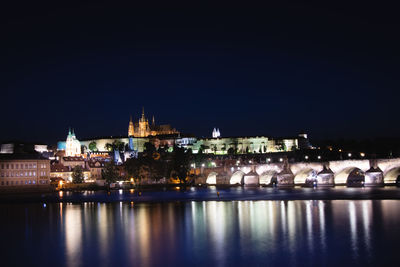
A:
[{"left": 2, "top": 2, "right": 400, "bottom": 144}]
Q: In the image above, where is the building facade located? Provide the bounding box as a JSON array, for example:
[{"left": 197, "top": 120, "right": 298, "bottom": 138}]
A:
[
  {"left": 186, "top": 136, "right": 299, "bottom": 154},
  {"left": 50, "top": 162, "right": 91, "bottom": 182},
  {"left": 65, "top": 129, "right": 81, "bottom": 157},
  {"left": 0, "top": 154, "right": 50, "bottom": 186},
  {"left": 128, "top": 108, "right": 179, "bottom": 137}
]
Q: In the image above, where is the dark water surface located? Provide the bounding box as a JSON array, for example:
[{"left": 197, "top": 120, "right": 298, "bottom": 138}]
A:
[
  {"left": 1, "top": 197, "right": 400, "bottom": 266},
  {"left": 3, "top": 186, "right": 400, "bottom": 203}
]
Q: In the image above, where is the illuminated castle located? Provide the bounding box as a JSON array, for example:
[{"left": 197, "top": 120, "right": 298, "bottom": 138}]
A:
[{"left": 128, "top": 108, "right": 179, "bottom": 137}]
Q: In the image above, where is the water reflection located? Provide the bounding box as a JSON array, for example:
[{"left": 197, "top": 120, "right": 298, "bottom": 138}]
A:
[
  {"left": 1, "top": 200, "right": 400, "bottom": 266},
  {"left": 65, "top": 205, "right": 82, "bottom": 267}
]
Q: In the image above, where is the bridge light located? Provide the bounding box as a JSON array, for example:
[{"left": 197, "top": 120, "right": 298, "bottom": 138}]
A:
[
  {"left": 339, "top": 149, "right": 342, "bottom": 152},
  {"left": 201, "top": 163, "right": 205, "bottom": 167},
  {"left": 360, "top": 152, "right": 365, "bottom": 157},
  {"left": 348, "top": 153, "right": 352, "bottom": 157},
  {"left": 317, "top": 155, "right": 321, "bottom": 160},
  {"left": 279, "top": 158, "right": 283, "bottom": 162},
  {"left": 249, "top": 160, "right": 252, "bottom": 164},
  {"left": 267, "top": 158, "right": 271, "bottom": 162},
  {"left": 305, "top": 155, "right": 309, "bottom": 160}
]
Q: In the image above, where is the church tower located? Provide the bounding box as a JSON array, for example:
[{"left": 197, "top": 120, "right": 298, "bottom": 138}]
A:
[
  {"left": 128, "top": 116, "right": 134, "bottom": 136},
  {"left": 138, "top": 107, "right": 150, "bottom": 137}
]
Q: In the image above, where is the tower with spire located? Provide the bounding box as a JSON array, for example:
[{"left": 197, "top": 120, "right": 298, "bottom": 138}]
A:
[
  {"left": 128, "top": 115, "right": 134, "bottom": 136},
  {"left": 212, "top": 128, "right": 221, "bottom": 138},
  {"left": 65, "top": 128, "right": 81, "bottom": 156}
]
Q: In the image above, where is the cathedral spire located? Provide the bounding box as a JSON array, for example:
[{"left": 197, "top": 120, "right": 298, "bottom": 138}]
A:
[
  {"left": 152, "top": 115, "right": 155, "bottom": 125},
  {"left": 128, "top": 115, "right": 134, "bottom": 137},
  {"left": 141, "top": 107, "right": 145, "bottom": 121}
]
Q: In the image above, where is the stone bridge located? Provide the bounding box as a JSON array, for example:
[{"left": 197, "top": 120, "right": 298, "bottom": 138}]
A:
[{"left": 195, "top": 158, "right": 400, "bottom": 187}]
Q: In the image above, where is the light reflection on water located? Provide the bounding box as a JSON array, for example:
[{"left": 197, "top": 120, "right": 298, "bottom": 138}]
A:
[{"left": 1, "top": 200, "right": 400, "bottom": 266}]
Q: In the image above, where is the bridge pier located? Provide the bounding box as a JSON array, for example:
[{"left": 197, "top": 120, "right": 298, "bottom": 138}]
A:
[
  {"left": 277, "top": 160, "right": 294, "bottom": 187},
  {"left": 317, "top": 165, "right": 334, "bottom": 187},
  {"left": 199, "top": 158, "right": 400, "bottom": 187},
  {"left": 365, "top": 159, "right": 384, "bottom": 186}
]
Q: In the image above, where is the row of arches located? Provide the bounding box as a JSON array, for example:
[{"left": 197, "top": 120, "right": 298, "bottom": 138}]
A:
[{"left": 205, "top": 167, "right": 400, "bottom": 186}]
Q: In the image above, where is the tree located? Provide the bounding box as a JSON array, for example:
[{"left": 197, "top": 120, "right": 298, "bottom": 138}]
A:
[
  {"left": 112, "top": 140, "right": 125, "bottom": 151},
  {"left": 102, "top": 161, "right": 119, "bottom": 184},
  {"left": 221, "top": 145, "right": 226, "bottom": 154},
  {"left": 228, "top": 147, "right": 235, "bottom": 155},
  {"left": 72, "top": 166, "right": 84, "bottom": 184},
  {"left": 105, "top": 143, "right": 113, "bottom": 152},
  {"left": 89, "top": 141, "right": 98, "bottom": 152},
  {"left": 144, "top": 142, "right": 156, "bottom": 154},
  {"left": 170, "top": 145, "right": 191, "bottom": 186},
  {"left": 212, "top": 144, "right": 217, "bottom": 154}
]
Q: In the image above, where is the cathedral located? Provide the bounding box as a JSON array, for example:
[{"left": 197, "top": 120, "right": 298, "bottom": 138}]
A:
[{"left": 128, "top": 108, "right": 179, "bottom": 137}]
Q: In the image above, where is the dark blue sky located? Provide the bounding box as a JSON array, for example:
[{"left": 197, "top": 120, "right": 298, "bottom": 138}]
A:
[{"left": 2, "top": 1, "right": 400, "bottom": 144}]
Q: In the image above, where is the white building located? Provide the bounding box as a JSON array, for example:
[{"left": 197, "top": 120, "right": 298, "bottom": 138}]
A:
[{"left": 65, "top": 129, "right": 81, "bottom": 157}]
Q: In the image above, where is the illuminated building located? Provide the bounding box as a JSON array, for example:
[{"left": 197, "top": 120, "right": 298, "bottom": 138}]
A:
[
  {"left": 50, "top": 162, "right": 91, "bottom": 182},
  {"left": 212, "top": 128, "right": 221, "bottom": 138},
  {"left": 128, "top": 108, "right": 179, "bottom": 137},
  {"left": 187, "top": 136, "right": 300, "bottom": 154},
  {"left": 65, "top": 128, "right": 81, "bottom": 157},
  {"left": 0, "top": 154, "right": 50, "bottom": 186}
]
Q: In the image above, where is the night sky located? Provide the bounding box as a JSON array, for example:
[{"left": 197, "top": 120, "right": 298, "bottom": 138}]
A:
[{"left": 2, "top": 1, "right": 400, "bottom": 144}]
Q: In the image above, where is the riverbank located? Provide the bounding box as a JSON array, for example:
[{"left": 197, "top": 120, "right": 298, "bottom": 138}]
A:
[{"left": 1, "top": 186, "right": 400, "bottom": 203}]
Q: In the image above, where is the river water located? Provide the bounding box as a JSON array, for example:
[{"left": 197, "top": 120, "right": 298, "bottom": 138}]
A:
[{"left": 1, "top": 191, "right": 400, "bottom": 266}]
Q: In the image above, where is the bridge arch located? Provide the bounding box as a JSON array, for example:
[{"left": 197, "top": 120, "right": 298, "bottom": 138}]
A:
[
  {"left": 230, "top": 170, "right": 245, "bottom": 185},
  {"left": 259, "top": 171, "right": 277, "bottom": 186},
  {"left": 384, "top": 167, "right": 400, "bottom": 184},
  {"left": 294, "top": 168, "right": 318, "bottom": 185},
  {"left": 206, "top": 172, "right": 218, "bottom": 185},
  {"left": 334, "top": 167, "right": 365, "bottom": 186}
]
